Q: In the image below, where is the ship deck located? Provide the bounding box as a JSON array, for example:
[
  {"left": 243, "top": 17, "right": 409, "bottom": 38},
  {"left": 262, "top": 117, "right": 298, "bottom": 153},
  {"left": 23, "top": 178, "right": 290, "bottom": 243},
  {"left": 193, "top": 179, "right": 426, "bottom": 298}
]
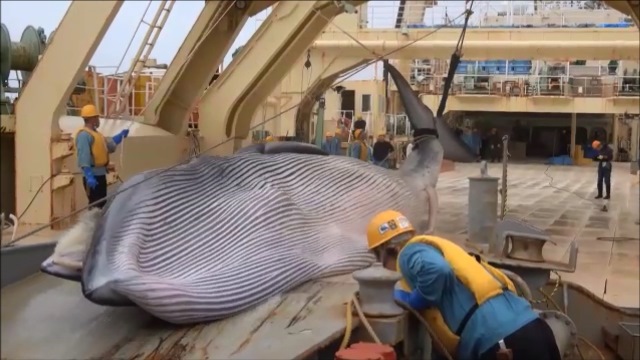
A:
[
  {"left": 436, "top": 162, "right": 640, "bottom": 309},
  {"left": 1, "top": 162, "right": 638, "bottom": 359},
  {"left": 1, "top": 272, "right": 358, "bottom": 359}
]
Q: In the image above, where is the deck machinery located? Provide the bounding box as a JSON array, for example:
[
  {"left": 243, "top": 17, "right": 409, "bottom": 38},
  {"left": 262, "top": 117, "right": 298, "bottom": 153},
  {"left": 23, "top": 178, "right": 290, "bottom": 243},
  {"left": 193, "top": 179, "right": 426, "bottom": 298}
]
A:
[{"left": 1, "top": 1, "right": 639, "bottom": 359}]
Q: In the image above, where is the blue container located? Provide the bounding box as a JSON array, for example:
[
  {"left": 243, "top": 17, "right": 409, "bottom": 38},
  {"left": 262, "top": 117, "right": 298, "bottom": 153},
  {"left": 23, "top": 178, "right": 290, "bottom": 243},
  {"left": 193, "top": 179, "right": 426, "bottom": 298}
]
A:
[
  {"left": 509, "top": 60, "right": 533, "bottom": 75},
  {"left": 455, "top": 60, "right": 475, "bottom": 74}
]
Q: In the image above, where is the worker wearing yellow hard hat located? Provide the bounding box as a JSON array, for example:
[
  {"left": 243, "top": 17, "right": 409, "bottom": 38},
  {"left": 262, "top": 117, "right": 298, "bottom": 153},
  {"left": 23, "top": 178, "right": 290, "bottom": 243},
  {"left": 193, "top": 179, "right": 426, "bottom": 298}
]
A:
[
  {"left": 366, "top": 210, "right": 561, "bottom": 360},
  {"left": 75, "top": 104, "right": 129, "bottom": 209},
  {"left": 321, "top": 131, "right": 340, "bottom": 155},
  {"left": 591, "top": 139, "right": 613, "bottom": 200}
]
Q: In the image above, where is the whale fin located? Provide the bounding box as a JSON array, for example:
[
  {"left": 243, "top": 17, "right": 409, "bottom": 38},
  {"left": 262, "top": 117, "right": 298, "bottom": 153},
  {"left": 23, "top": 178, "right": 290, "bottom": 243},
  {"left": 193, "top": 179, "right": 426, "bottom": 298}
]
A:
[
  {"left": 40, "top": 208, "right": 102, "bottom": 281},
  {"left": 384, "top": 62, "right": 475, "bottom": 163}
]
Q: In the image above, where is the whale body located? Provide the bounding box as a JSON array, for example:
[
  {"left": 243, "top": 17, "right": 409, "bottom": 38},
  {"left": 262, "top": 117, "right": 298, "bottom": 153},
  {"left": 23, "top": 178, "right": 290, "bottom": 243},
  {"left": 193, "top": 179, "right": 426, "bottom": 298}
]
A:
[{"left": 40, "top": 63, "right": 474, "bottom": 324}]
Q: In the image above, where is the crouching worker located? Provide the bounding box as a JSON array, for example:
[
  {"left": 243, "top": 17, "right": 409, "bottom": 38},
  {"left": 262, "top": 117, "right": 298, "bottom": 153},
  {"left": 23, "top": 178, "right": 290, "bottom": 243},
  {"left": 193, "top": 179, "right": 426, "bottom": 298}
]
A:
[
  {"left": 75, "top": 104, "right": 129, "bottom": 209},
  {"left": 366, "top": 210, "right": 561, "bottom": 360}
]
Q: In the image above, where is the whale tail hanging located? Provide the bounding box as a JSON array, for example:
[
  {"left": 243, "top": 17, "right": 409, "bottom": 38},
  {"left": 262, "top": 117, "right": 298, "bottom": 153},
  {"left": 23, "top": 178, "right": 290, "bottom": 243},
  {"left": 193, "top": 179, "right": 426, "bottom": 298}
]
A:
[{"left": 384, "top": 62, "right": 476, "bottom": 164}]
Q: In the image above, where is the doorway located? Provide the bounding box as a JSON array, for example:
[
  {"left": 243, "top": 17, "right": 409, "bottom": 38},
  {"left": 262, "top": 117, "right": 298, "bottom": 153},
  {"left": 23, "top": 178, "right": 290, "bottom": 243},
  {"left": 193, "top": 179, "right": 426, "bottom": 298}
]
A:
[{"left": 340, "top": 90, "right": 355, "bottom": 119}]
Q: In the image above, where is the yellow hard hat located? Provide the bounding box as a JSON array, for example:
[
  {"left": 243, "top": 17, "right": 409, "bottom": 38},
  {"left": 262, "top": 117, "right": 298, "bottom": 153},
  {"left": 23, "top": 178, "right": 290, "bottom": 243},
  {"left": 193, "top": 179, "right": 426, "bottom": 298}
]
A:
[
  {"left": 265, "top": 136, "right": 274, "bottom": 142},
  {"left": 366, "top": 210, "right": 415, "bottom": 249},
  {"left": 325, "top": 131, "right": 333, "bottom": 137},
  {"left": 80, "top": 104, "right": 99, "bottom": 118}
]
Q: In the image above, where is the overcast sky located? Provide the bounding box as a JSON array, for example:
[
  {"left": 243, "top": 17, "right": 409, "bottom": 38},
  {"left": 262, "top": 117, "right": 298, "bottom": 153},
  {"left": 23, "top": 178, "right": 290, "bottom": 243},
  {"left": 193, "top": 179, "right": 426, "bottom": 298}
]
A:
[{"left": 0, "top": 1, "right": 520, "bottom": 80}]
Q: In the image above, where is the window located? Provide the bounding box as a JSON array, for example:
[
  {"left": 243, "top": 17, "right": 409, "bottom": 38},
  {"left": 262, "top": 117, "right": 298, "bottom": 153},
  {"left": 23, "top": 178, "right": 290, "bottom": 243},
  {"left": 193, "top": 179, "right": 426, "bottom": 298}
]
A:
[{"left": 361, "top": 94, "right": 371, "bottom": 112}]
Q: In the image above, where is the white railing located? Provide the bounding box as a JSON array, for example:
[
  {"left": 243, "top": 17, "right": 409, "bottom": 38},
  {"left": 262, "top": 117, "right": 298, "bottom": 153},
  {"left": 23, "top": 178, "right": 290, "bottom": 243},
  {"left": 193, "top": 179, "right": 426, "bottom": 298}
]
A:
[
  {"left": 329, "top": 110, "right": 376, "bottom": 135},
  {"left": 366, "top": 1, "right": 471, "bottom": 29},
  {"left": 331, "top": 110, "right": 354, "bottom": 131},
  {"left": 360, "top": 111, "right": 373, "bottom": 133},
  {"left": 4, "top": 65, "right": 168, "bottom": 119},
  {"left": 363, "top": 0, "right": 630, "bottom": 29},
  {"left": 66, "top": 70, "right": 165, "bottom": 118},
  {"left": 385, "top": 113, "right": 410, "bottom": 137},
  {"left": 413, "top": 73, "right": 640, "bottom": 98}
]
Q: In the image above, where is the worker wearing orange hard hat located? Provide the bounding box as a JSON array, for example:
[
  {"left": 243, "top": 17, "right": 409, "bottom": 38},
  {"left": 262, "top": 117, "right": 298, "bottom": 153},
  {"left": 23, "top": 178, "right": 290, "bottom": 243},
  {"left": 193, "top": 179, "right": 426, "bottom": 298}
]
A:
[
  {"left": 591, "top": 140, "right": 613, "bottom": 199},
  {"left": 366, "top": 210, "right": 561, "bottom": 360},
  {"left": 75, "top": 104, "right": 129, "bottom": 209}
]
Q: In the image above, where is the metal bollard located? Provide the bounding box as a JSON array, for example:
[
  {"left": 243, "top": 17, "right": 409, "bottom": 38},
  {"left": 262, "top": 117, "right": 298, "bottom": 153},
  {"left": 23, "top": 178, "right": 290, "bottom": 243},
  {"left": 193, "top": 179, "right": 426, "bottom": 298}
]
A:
[
  {"left": 468, "top": 163, "right": 499, "bottom": 250},
  {"left": 352, "top": 263, "right": 403, "bottom": 317}
]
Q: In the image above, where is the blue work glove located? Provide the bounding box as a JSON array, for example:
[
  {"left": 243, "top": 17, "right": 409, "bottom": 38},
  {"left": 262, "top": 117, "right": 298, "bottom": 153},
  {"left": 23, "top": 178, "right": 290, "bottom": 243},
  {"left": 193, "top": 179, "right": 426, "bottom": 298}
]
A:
[
  {"left": 394, "top": 289, "right": 412, "bottom": 303},
  {"left": 82, "top": 167, "right": 98, "bottom": 190},
  {"left": 112, "top": 129, "right": 130, "bottom": 145},
  {"left": 394, "top": 289, "right": 430, "bottom": 311}
]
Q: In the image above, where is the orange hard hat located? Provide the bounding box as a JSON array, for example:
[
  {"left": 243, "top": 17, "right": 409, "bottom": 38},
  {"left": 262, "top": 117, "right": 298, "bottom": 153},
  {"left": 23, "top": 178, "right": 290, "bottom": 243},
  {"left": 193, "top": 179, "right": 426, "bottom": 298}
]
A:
[{"left": 80, "top": 104, "right": 99, "bottom": 118}]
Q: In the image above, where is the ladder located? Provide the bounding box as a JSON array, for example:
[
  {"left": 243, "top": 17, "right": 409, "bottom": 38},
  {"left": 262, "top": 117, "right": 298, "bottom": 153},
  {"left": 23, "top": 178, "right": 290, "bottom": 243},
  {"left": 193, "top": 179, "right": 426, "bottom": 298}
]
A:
[{"left": 108, "top": 0, "right": 175, "bottom": 118}]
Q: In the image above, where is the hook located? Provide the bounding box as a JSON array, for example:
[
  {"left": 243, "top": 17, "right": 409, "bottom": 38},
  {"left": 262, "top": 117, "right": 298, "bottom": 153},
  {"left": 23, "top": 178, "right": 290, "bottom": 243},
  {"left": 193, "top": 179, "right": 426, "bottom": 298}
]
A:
[{"left": 304, "top": 49, "right": 312, "bottom": 70}]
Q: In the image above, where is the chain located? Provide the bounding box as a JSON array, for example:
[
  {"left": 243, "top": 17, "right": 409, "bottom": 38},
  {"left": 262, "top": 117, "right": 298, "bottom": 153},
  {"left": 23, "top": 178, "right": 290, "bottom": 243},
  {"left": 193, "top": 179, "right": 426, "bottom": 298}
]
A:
[
  {"left": 495, "top": 135, "right": 563, "bottom": 306},
  {"left": 500, "top": 135, "right": 509, "bottom": 220},
  {"left": 531, "top": 270, "right": 562, "bottom": 305}
]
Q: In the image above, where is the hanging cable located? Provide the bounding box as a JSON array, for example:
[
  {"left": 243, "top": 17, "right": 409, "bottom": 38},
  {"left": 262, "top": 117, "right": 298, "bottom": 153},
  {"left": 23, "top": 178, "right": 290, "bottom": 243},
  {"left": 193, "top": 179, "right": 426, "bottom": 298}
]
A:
[{"left": 436, "top": 0, "right": 475, "bottom": 119}]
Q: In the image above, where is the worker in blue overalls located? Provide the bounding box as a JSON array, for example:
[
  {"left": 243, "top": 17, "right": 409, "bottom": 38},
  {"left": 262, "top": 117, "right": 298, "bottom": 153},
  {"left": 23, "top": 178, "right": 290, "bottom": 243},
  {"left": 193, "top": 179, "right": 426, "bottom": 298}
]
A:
[
  {"left": 75, "top": 104, "right": 129, "bottom": 209},
  {"left": 366, "top": 210, "right": 561, "bottom": 360},
  {"left": 321, "top": 131, "right": 341, "bottom": 155},
  {"left": 591, "top": 140, "right": 613, "bottom": 200}
]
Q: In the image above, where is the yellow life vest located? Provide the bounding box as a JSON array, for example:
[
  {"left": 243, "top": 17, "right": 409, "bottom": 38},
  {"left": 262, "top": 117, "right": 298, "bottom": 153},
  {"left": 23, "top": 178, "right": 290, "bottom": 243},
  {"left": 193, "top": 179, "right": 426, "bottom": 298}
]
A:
[
  {"left": 396, "top": 235, "right": 516, "bottom": 357},
  {"left": 350, "top": 140, "right": 369, "bottom": 161},
  {"left": 74, "top": 127, "right": 110, "bottom": 167}
]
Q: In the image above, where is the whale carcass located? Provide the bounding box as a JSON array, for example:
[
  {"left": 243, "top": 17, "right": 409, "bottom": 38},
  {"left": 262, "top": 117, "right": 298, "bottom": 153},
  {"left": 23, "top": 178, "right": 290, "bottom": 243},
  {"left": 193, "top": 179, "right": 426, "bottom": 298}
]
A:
[{"left": 40, "top": 63, "right": 475, "bottom": 324}]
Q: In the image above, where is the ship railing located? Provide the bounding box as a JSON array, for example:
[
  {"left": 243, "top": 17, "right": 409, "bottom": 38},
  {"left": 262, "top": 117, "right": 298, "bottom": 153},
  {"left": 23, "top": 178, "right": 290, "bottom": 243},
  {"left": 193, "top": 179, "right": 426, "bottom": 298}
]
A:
[
  {"left": 365, "top": 2, "right": 452, "bottom": 29},
  {"left": 385, "top": 113, "right": 410, "bottom": 137},
  {"left": 63, "top": 65, "right": 166, "bottom": 119},
  {"left": 413, "top": 74, "right": 640, "bottom": 98},
  {"left": 613, "top": 75, "right": 640, "bottom": 97},
  {"left": 328, "top": 110, "right": 376, "bottom": 137},
  {"left": 362, "top": 1, "right": 628, "bottom": 29}
]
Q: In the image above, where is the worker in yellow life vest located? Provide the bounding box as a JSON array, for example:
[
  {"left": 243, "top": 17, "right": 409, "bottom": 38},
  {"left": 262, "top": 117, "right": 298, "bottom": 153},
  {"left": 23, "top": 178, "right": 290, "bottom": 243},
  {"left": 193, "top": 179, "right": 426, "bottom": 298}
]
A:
[
  {"left": 75, "top": 104, "right": 129, "bottom": 209},
  {"left": 366, "top": 210, "right": 561, "bottom": 360},
  {"left": 349, "top": 129, "right": 371, "bottom": 162}
]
